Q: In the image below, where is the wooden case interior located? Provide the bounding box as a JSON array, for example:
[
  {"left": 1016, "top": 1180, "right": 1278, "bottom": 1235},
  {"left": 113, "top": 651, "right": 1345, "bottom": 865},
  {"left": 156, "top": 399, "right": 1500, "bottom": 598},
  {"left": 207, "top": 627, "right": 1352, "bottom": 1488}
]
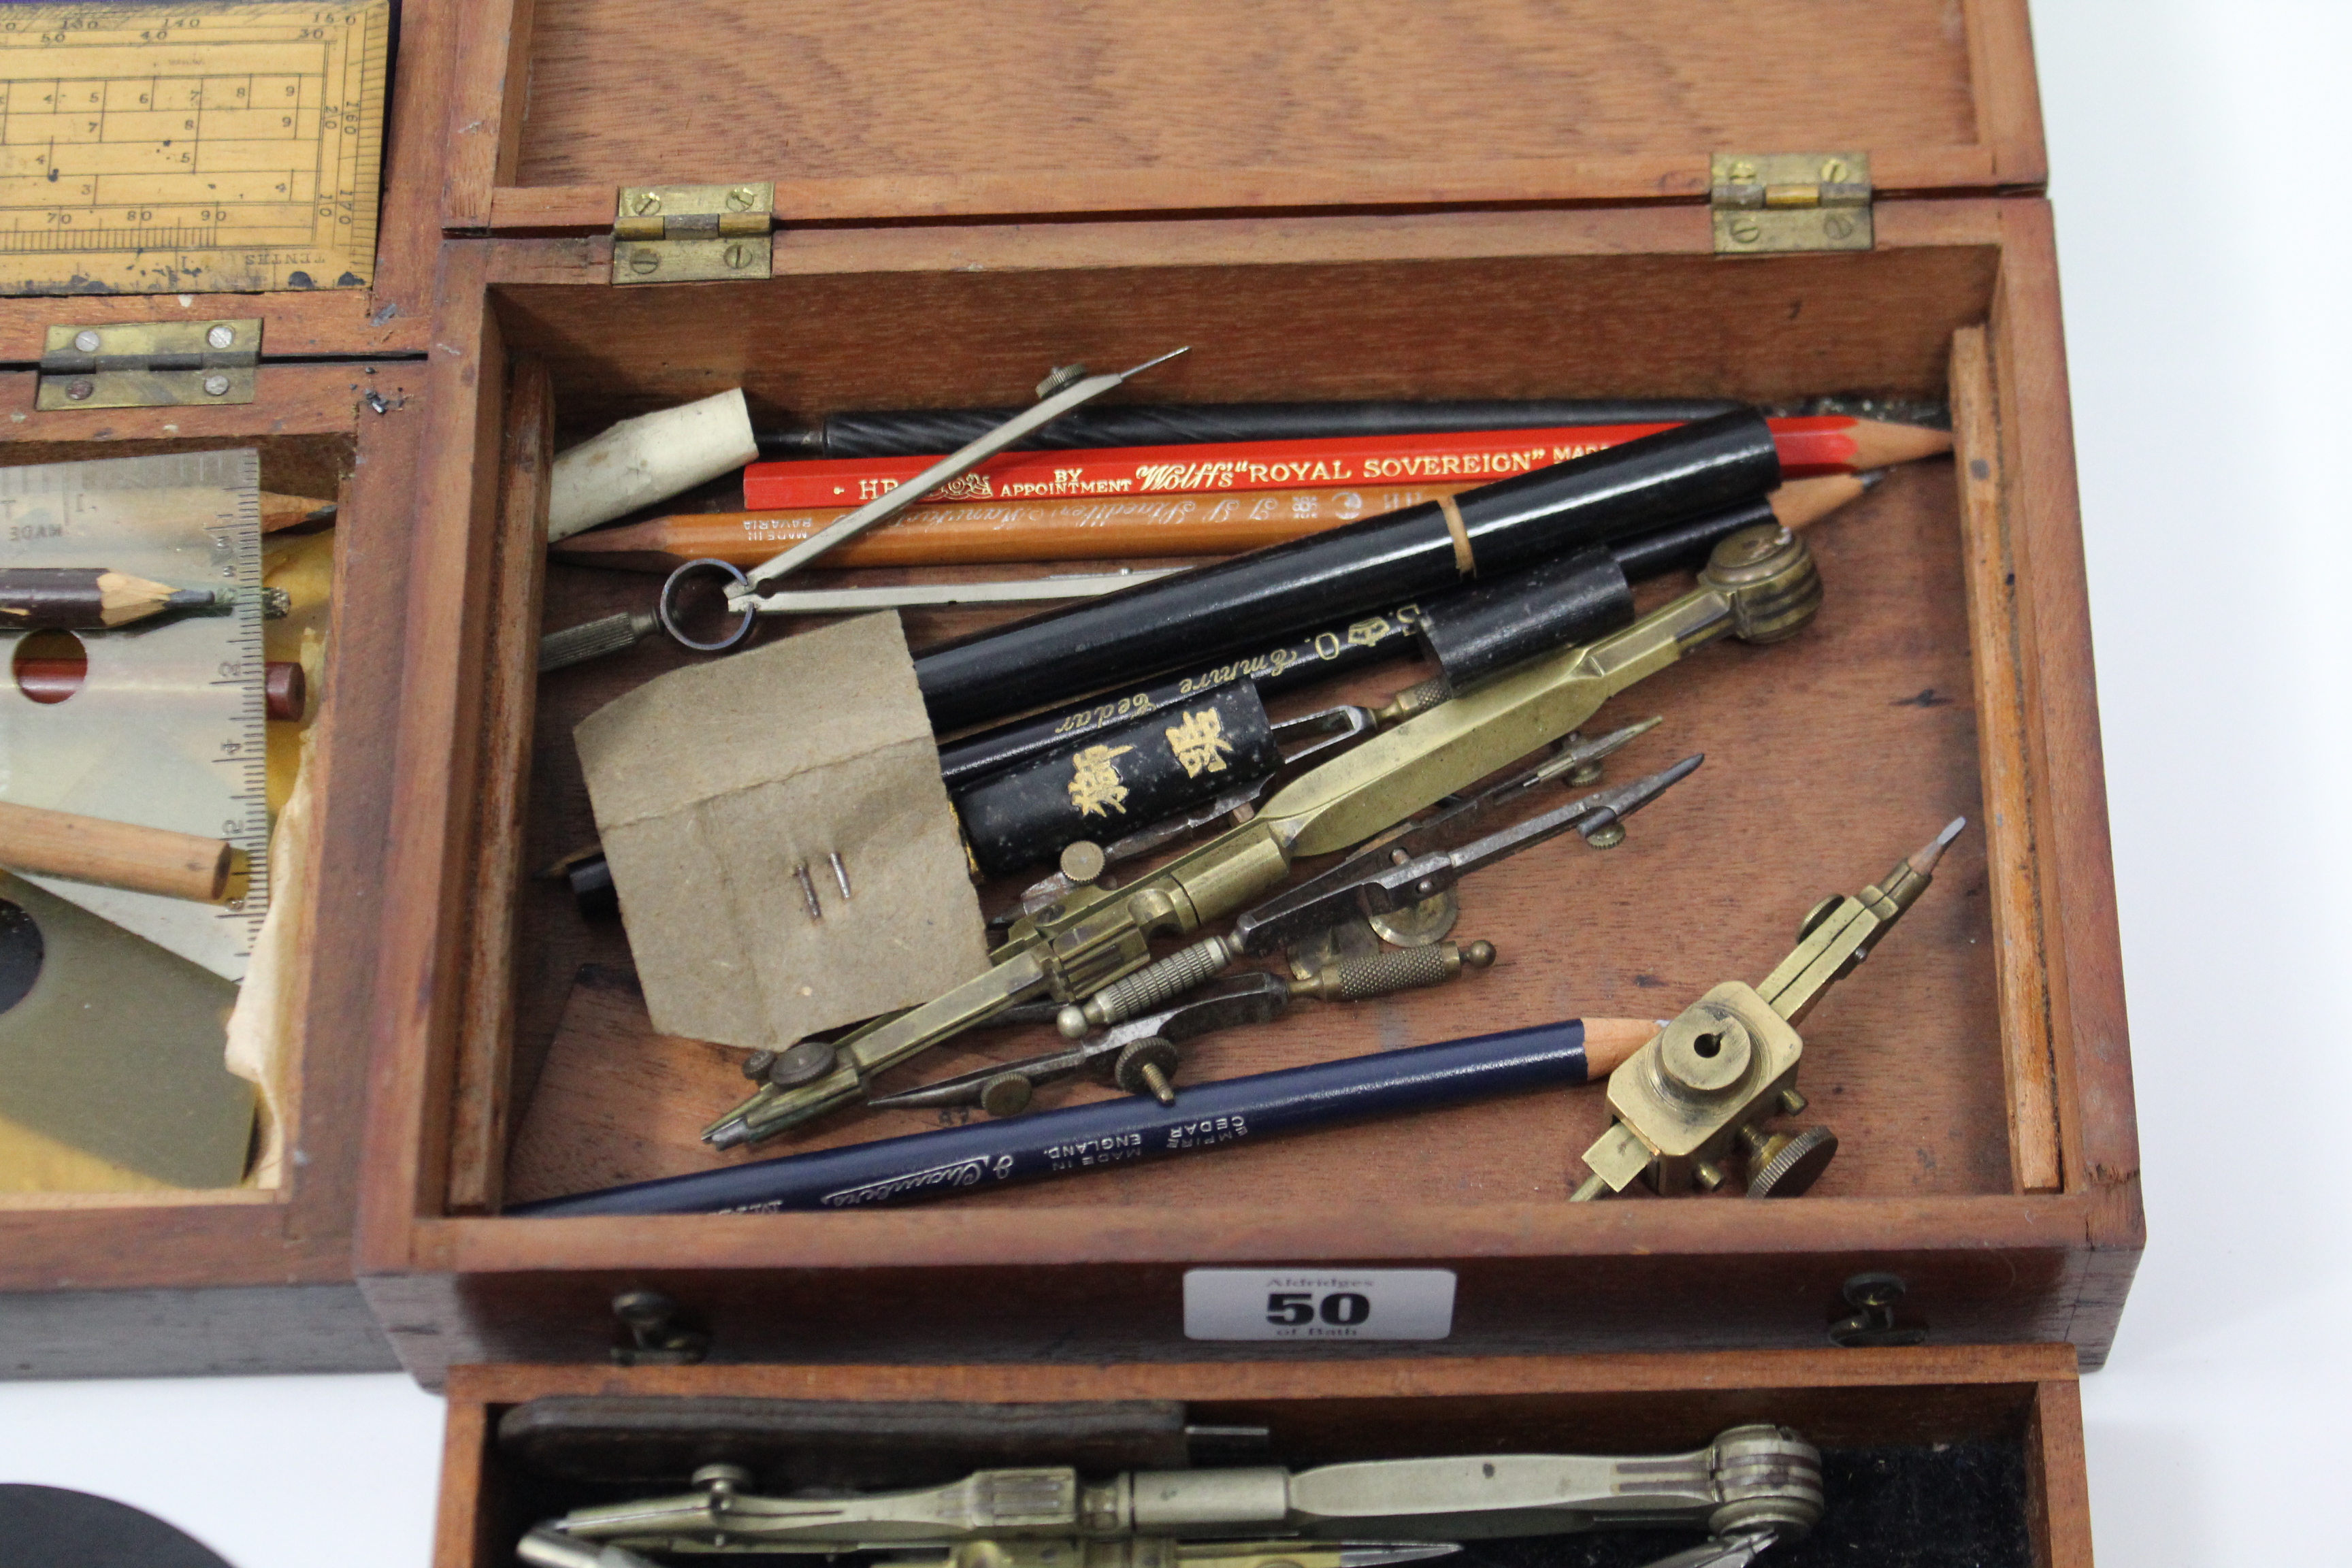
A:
[
  {"left": 0, "top": 423, "right": 342, "bottom": 1211},
  {"left": 0, "top": 0, "right": 446, "bottom": 1254},
  {"left": 436, "top": 1348, "right": 2092, "bottom": 1568},
  {"left": 0, "top": 350, "right": 422, "bottom": 1335},
  {"left": 378, "top": 196, "right": 2121, "bottom": 1296}
]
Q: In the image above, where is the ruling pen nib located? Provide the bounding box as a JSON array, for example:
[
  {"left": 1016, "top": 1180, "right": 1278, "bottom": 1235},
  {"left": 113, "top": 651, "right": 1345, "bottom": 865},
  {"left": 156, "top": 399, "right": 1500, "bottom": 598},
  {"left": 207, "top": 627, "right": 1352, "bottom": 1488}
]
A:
[
  {"left": 1337, "top": 1548, "right": 1464, "bottom": 1567},
  {"left": 1116, "top": 345, "right": 1191, "bottom": 379},
  {"left": 1533, "top": 716, "right": 1662, "bottom": 785},
  {"left": 1576, "top": 751, "right": 1704, "bottom": 823}
]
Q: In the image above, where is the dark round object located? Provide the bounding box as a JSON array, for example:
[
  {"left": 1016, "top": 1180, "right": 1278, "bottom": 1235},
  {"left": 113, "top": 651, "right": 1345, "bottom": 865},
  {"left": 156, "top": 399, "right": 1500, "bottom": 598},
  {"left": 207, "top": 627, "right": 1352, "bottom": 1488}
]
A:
[
  {"left": 0, "top": 896, "right": 42, "bottom": 1015},
  {"left": 1746, "top": 1126, "right": 1840, "bottom": 1198},
  {"left": 657, "top": 557, "right": 758, "bottom": 653},
  {"left": 978, "top": 1073, "right": 1035, "bottom": 1118},
  {"left": 1114, "top": 1037, "right": 1181, "bottom": 1100},
  {"left": 765, "top": 1039, "right": 838, "bottom": 1089},
  {"left": 0, "top": 1484, "right": 236, "bottom": 1568},
  {"left": 11, "top": 629, "right": 87, "bottom": 704},
  {"left": 263, "top": 660, "right": 306, "bottom": 722},
  {"left": 610, "top": 1287, "right": 680, "bottom": 1331},
  {"left": 1843, "top": 1270, "right": 1909, "bottom": 1309}
]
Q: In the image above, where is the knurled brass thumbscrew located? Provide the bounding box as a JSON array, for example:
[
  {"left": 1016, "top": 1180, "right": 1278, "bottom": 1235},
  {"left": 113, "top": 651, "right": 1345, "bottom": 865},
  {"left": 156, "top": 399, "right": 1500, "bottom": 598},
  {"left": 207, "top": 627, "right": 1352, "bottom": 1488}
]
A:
[
  {"left": 1036, "top": 363, "right": 1089, "bottom": 399},
  {"left": 1115, "top": 1037, "right": 1181, "bottom": 1106},
  {"left": 1738, "top": 1123, "right": 1840, "bottom": 1198},
  {"left": 979, "top": 1072, "right": 1034, "bottom": 1118}
]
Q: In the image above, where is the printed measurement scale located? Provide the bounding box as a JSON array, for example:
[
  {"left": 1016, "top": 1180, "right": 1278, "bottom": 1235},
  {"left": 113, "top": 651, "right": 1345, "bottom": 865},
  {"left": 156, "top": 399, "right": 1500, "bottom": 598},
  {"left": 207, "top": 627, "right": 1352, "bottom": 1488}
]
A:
[
  {"left": 0, "top": 1, "right": 389, "bottom": 295},
  {"left": 0, "top": 448, "right": 270, "bottom": 979}
]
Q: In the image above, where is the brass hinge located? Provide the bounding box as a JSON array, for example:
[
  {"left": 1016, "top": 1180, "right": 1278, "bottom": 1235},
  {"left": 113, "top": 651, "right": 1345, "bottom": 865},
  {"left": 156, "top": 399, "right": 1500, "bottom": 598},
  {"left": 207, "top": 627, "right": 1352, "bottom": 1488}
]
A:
[
  {"left": 35, "top": 318, "right": 261, "bottom": 411},
  {"left": 1710, "top": 152, "right": 1872, "bottom": 256},
  {"left": 612, "top": 182, "right": 774, "bottom": 284}
]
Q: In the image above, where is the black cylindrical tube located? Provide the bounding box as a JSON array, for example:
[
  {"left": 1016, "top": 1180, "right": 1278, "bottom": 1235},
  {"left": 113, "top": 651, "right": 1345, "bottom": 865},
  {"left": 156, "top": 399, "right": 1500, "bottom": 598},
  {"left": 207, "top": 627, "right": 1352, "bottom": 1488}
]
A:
[
  {"left": 912, "top": 410, "right": 1780, "bottom": 732},
  {"left": 935, "top": 600, "right": 1423, "bottom": 789},
  {"left": 935, "top": 491, "right": 1780, "bottom": 790},
  {"left": 760, "top": 399, "right": 1745, "bottom": 459},
  {"left": 1607, "top": 494, "right": 1779, "bottom": 580},
  {"left": 955, "top": 682, "right": 1282, "bottom": 880},
  {"left": 508, "top": 1016, "right": 1599, "bottom": 1217},
  {"left": 1415, "top": 548, "right": 1635, "bottom": 696}
]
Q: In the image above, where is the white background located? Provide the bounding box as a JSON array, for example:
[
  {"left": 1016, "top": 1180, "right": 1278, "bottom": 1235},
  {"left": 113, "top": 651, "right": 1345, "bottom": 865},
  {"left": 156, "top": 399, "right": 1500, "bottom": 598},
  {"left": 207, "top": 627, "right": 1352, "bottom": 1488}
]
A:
[{"left": 1, "top": 2, "right": 2343, "bottom": 1562}]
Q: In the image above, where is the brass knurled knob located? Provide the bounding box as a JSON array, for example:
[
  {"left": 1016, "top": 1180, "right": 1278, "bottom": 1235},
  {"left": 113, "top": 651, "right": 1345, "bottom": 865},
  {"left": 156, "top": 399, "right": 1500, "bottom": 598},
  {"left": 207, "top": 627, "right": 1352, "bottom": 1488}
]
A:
[{"left": 1740, "top": 1124, "right": 1840, "bottom": 1198}]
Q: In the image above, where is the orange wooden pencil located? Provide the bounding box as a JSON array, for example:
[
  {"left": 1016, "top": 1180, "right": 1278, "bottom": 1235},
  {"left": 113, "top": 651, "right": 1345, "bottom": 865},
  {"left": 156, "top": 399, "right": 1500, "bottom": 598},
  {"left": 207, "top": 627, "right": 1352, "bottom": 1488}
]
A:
[{"left": 555, "top": 474, "right": 1872, "bottom": 573}]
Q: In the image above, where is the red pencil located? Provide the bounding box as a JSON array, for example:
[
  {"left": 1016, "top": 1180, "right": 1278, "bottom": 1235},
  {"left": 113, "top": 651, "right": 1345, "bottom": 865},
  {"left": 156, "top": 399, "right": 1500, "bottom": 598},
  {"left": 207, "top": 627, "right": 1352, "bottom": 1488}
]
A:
[{"left": 740, "top": 415, "right": 1948, "bottom": 510}]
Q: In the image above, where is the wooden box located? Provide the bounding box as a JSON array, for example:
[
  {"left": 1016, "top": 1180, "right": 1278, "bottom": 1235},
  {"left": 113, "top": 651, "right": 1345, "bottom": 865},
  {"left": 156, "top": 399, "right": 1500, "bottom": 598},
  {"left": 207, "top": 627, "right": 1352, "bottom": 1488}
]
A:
[
  {"left": 0, "top": 0, "right": 468, "bottom": 1376},
  {"left": 431, "top": 1348, "right": 2095, "bottom": 1567},
  {"left": 355, "top": 0, "right": 2139, "bottom": 1402}
]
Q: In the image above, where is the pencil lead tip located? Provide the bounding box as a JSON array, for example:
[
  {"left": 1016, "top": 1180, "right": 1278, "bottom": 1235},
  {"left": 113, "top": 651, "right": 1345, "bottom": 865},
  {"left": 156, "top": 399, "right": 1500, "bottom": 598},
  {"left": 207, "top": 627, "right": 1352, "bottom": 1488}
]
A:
[
  {"left": 1857, "top": 468, "right": 1888, "bottom": 490},
  {"left": 1909, "top": 815, "right": 1967, "bottom": 875}
]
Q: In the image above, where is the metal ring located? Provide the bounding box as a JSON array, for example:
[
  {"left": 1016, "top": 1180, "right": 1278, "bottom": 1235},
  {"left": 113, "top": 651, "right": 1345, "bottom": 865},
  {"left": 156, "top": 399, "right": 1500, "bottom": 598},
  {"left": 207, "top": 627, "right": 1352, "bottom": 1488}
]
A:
[{"left": 658, "top": 557, "right": 758, "bottom": 652}]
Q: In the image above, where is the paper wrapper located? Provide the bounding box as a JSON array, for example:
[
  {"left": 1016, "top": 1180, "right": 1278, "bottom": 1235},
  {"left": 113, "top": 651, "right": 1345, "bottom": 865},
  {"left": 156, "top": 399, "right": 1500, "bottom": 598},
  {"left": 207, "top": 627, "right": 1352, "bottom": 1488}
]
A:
[{"left": 575, "top": 613, "right": 988, "bottom": 1049}]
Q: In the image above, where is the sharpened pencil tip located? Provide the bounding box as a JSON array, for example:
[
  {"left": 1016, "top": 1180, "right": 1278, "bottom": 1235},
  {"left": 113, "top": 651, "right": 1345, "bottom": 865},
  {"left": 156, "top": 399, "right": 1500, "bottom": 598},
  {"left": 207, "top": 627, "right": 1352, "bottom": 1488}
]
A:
[
  {"left": 1910, "top": 815, "right": 1967, "bottom": 875},
  {"left": 1857, "top": 468, "right": 1888, "bottom": 490}
]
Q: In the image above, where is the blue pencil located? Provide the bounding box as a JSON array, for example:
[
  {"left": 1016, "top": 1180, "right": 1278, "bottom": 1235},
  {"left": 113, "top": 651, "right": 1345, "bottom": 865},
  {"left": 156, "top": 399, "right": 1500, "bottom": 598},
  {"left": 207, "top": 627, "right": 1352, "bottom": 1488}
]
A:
[{"left": 511, "top": 1017, "right": 1624, "bottom": 1218}]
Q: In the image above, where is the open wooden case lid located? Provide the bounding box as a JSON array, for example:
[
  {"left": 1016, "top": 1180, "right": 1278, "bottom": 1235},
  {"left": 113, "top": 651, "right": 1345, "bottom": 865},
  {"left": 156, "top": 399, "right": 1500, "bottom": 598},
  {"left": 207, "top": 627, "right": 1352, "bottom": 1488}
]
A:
[{"left": 450, "top": 0, "right": 2046, "bottom": 233}]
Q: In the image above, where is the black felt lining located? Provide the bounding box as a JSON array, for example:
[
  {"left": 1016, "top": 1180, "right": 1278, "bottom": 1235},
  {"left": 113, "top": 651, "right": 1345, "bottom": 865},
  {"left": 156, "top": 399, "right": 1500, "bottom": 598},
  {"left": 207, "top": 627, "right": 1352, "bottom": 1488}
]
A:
[{"left": 1452, "top": 1441, "right": 2031, "bottom": 1568}]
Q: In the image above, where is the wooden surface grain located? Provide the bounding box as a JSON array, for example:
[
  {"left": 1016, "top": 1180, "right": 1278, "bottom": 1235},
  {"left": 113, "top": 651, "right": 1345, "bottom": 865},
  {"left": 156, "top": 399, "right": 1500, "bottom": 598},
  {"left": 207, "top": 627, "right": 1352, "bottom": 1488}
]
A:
[
  {"left": 487, "top": 242, "right": 1999, "bottom": 442},
  {"left": 1990, "top": 201, "right": 2136, "bottom": 1204},
  {"left": 463, "top": 0, "right": 2041, "bottom": 229},
  {"left": 1966, "top": 0, "right": 2051, "bottom": 191},
  {"left": 480, "top": 144, "right": 2008, "bottom": 235},
  {"left": 366, "top": 0, "right": 457, "bottom": 348},
  {"left": 0, "top": 294, "right": 413, "bottom": 361},
  {"left": 357, "top": 243, "right": 510, "bottom": 1273},
  {"left": 473, "top": 197, "right": 2004, "bottom": 290},
  {"left": 1950, "top": 325, "right": 2062, "bottom": 1194},
  {"left": 447, "top": 358, "right": 556, "bottom": 1215},
  {"left": 277, "top": 367, "right": 425, "bottom": 1272},
  {"left": 2030, "top": 1376, "right": 2095, "bottom": 1568},
  {"left": 441, "top": 0, "right": 540, "bottom": 232}
]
